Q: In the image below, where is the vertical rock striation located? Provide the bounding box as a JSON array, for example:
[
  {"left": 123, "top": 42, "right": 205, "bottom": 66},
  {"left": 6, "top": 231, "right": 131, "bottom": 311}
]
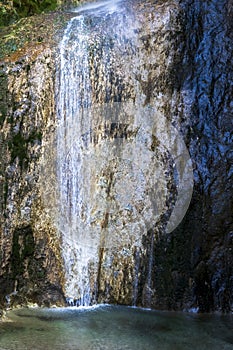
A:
[
  {"left": 148, "top": 0, "right": 233, "bottom": 312},
  {"left": 178, "top": 0, "right": 233, "bottom": 312}
]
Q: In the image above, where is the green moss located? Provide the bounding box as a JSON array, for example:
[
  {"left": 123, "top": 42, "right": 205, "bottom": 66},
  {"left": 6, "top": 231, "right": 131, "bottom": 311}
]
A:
[
  {"left": 0, "top": 1, "right": 60, "bottom": 27},
  {"left": 0, "top": 12, "right": 73, "bottom": 60},
  {"left": 0, "top": 4, "right": 18, "bottom": 27},
  {"left": 35, "top": 269, "right": 46, "bottom": 279},
  {"left": 14, "top": 0, "right": 59, "bottom": 16}
]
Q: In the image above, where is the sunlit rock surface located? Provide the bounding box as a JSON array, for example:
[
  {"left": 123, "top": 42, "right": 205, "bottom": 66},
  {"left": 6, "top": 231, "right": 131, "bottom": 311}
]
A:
[
  {"left": 0, "top": 46, "right": 65, "bottom": 307},
  {"left": 0, "top": 0, "right": 232, "bottom": 312}
]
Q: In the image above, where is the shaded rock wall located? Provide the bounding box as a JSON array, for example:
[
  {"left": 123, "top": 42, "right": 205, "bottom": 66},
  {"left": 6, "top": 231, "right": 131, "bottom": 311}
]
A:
[
  {"left": 150, "top": 0, "right": 233, "bottom": 312},
  {"left": 186, "top": 0, "right": 233, "bottom": 312}
]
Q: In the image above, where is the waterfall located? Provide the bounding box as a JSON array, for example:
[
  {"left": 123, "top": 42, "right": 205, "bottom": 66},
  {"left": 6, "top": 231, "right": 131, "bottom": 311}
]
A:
[
  {"left": 53, "top": 0, "right": 193, "bottom": 306},
  {"left": 56, "top": 15, "right": 94, "bottom": 305},
  {"left": 55, "top": 1, "right": 138, "bottom": 304}
]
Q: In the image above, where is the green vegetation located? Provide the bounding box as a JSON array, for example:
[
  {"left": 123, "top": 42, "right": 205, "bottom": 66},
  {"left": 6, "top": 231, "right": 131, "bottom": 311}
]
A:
[
  {"left": 0, "top": 1, "right": 60, "bottom": 27},
  {"left": 13, "top": 0, "right": 58, "bottom": 16},
  {"left": 0, "top": 3, "right": 17, "bottom": 27},
  {"left": 0, "top": 11, "right": 73, "bottom": 59}
]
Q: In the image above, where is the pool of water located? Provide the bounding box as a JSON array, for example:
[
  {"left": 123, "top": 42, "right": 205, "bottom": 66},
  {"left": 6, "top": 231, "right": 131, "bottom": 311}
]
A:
[{"left": 0, "top": 305, "right": 232, "bottom": 350}]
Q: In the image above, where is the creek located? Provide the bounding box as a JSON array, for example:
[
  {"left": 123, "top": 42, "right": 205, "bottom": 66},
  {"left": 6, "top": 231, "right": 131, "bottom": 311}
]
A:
[{"left": 0, "top": 306, "right": 232, "bottom": 349}]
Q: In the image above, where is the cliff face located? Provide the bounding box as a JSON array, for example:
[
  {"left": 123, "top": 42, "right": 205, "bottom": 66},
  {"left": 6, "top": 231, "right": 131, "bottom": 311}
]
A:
[
  {"left": 0, "top": 44, "right": 66, "bottom": 307},
  {"left": 0, "top": 0, "right": 232, "bottom": 312},
  {"left": 159, "top": 0, "right": 233, "bottom": 313}
]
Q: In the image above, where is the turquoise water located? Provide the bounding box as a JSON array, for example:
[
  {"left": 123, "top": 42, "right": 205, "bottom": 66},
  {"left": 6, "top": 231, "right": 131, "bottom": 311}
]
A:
[{"left": 0, "top": 305, "right": 232, "bottom": 350}]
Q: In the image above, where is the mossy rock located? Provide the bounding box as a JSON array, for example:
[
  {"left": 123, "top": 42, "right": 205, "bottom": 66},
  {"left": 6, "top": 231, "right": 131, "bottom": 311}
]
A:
[
  {"left": 0, "top": 11, "right": 74, "bottom": 60},
  {"left": 0, "top": 1, "right": 60, "bottom": 27}
]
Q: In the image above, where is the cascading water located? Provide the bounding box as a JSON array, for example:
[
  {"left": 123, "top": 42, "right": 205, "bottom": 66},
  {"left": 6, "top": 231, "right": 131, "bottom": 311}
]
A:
[
  {"left": 56, "top": 0, "right": 142, "bottom": 305},
  {"left": 56, "top": 15, "right": 94, "bottom": 306},
  {"left": 52, "top": 0, "right": 193, "bottom": 306}
]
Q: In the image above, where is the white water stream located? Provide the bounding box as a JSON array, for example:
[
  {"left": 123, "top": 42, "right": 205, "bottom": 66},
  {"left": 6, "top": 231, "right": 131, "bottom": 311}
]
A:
[{"left": 55, "top": 0, "right": 141, "bottom": 304}]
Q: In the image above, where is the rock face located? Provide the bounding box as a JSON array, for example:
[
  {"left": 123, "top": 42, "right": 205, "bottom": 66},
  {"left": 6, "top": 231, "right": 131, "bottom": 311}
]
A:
[
  {"left": 0, "top": 45, "right": 65, "bottom": 307},
  {"left": 179, "top": 0, "right": 233, "bottom": 313},
  {"left": 154, "top": 0, "right": 233, "bottom": 312},
  {"left": 0, "top": 0, "right": 232, "bottom": 312}
]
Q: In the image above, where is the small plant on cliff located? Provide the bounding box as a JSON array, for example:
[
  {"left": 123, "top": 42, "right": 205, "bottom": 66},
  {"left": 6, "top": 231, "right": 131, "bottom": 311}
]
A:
[
  {"left": 0, "top": 1, "right": 60, "bottom": 27},
  {"left": 12, "top": 0, "right": 59, "bottom": 17}
]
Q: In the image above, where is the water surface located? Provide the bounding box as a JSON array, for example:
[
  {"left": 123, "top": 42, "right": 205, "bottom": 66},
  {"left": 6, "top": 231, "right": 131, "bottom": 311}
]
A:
[{"left": 0, "top": 305, "right": 232, "bottom": 349}]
